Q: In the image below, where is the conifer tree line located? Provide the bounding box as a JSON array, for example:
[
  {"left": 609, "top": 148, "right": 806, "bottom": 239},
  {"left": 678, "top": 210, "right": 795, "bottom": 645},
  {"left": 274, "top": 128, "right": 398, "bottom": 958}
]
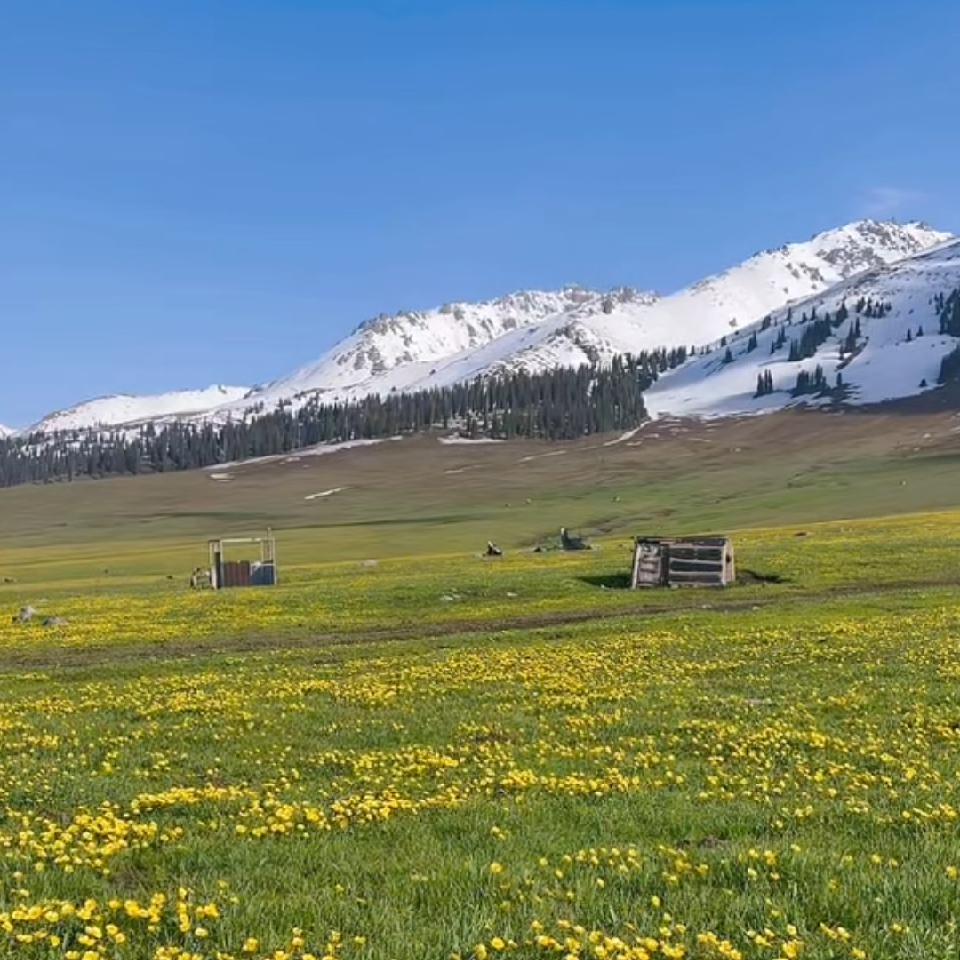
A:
[
  {"left": 938, "top": 348, "right": 960, "bottom": 385},
  {"left": 770, "top": 326, "right": 789, "bottom": 354},
  {"left": 781, "top": 304, "right": 855, "bottom": 363},
  {"left": 935, "top": 288, "right": 960, "bottom": 384},
  {"left": 840, "top": 318, "right": 863, "bottom": 356},
  {"left": 754, "top": 369, "right": 775, "bottom": 397},
  {"left": 787, "top": 313, "right": 838, "bottom": 362},
  {"left": 0, "top": 349, "right": 688, "bottom": 488},
  {"left": 764, "top": 299, "right": 880, "bottom": 363},
  {"left": 792, "top": 365, "right": 829, "bottom": 397},
  {"left": 936, "top": 288, "right": 960, "bottom": 337}
]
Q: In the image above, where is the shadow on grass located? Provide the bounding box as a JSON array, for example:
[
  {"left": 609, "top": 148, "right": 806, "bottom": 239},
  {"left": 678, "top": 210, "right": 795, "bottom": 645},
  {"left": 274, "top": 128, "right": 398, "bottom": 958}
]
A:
[
  {"left": 579, "top": 569, "right": 791, "bottom": 590},
  {"left": 738, "top": 569, "right": 790, "bottom": 585},
  {"left": 578, "top": 573, "right": 633, "bottom": 590}
]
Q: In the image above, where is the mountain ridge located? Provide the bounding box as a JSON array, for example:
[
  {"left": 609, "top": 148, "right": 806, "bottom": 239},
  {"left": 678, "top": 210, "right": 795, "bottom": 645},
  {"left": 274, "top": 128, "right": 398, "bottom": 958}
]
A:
[
  {"left": 228, "top": 218, "right": 948, "bottom": 414},
  {"left": 4, "top": 218, "right": 953, "bottom": 437},
  {"left": 646, "top": 235, "right": 960, "bottom": 418},
  {"left": 21, "top": 385, "right": 249, "bottom": 436}
]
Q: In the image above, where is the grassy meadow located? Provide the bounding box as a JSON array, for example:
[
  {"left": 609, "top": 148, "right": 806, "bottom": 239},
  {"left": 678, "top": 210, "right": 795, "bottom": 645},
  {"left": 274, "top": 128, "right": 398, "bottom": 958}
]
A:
[{"left": 3, "top": 411, "right": 960, "bottom": 959}]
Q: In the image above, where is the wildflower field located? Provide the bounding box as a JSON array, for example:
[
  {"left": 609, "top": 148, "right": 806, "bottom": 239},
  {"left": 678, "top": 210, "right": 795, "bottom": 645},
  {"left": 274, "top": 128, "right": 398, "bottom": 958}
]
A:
[{"left": 3, "top": 510, "right": 960, "bottom": 960}]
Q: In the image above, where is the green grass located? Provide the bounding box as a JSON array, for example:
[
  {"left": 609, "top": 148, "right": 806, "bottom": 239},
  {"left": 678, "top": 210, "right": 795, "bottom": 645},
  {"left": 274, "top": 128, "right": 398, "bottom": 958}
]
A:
[
  {"left": 4, "top": 581, "right": 960, "bottom": 959},
  {"left": 3, "top": 510, "right": 960, "bottom": 671},
  {"left": 2, "top": 408, "right": 960, "bottom": 565},
  {"left": 4, "top": 413, "right": 960, "bottom": 959}
]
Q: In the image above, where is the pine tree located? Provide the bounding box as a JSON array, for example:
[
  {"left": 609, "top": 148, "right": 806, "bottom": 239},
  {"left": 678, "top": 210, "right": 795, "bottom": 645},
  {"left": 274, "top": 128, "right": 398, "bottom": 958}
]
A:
[
  {"left": 940, "top": 345, "right": 960, "bottom": 384},
  {"left": 754, "top": 369, "right": 774, "bottom": 397},
  {"left": 1, "top": 351, "right": 685, "bottom": 486},
  {"left": 939, "top": 289, "right": 960, "bottom": 336}
]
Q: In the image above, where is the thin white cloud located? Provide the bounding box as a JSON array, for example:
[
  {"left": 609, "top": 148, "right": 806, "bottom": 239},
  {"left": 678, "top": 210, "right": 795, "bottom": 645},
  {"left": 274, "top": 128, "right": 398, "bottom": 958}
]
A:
[{"left": 860, "top": 186, "right": 928, "bottom": 219}]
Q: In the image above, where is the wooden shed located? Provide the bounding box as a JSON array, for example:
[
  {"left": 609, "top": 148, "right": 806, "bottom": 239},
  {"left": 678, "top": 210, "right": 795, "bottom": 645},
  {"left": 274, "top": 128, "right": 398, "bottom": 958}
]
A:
[{"left": 630, "top": 536, "right": 734, "bottom": 589}]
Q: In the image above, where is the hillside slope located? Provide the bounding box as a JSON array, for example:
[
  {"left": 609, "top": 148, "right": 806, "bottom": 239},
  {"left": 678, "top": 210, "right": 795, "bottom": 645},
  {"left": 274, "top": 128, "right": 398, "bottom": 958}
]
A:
[
  {"left": 26, "top": 385, "right": 250, "bottom": 435},
  {"left": 645, "top": 237, "right": 960, "bottom": 418},
  {"left": 231, "top": 219, "right": 948, "bottom": 411},
  {"left": 229, "top": 286, "right": 656, "bottom": 412},
  {"left": 11, "top": 218, "right": 953, "bottom": 434}
]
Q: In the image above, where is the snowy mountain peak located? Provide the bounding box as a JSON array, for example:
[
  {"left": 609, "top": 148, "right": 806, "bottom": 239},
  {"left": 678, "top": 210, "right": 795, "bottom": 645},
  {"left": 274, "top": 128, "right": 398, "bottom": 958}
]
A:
[
  {"left": 214, "top": 219, "right": 949, "bottom": 418},
  {"left": 27, "top": 384, "right": 250, "bottom": 435},
  {"left": 708, "top": 220, "right": 950, "bottom": 294},
  {"left": 646, "top": 236, "right": 960, "bottom": 419},
  {"left": 0, "top": 424, "right": 14, "bottom": 440},
  {"left": 237, "top": 284, "right": 660, "bottom": 412},
  {"left": 800, "top": 218, "right": 948, "bottom": 274},
  {"left": 355, "top": 218, "right": 952, "bottom": 397},
  {"left": 351, "top": 284, "right": 611, "bottom": 340},
  {"left": 9, "top": 217, "right": 955, "bottom": 437}
]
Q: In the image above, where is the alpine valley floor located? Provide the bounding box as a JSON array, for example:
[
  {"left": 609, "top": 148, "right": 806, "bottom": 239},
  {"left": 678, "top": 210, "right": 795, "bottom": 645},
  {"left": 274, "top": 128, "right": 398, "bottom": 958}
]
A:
[{"left": 3, "top": 408, "right": 960, "bottom": 959}]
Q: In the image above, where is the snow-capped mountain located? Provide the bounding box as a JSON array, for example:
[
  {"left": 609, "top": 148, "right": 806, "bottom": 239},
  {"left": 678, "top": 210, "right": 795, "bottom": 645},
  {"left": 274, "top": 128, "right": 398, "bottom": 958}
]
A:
[
  {"left": 25, "top": 385, "right": 249, "bottom": 435},
  {"left": 645, "top": 235, "right": 960, "bottom": 418},
  {"left": 227, "top": 286, "right": 657, "bottom": 414},
  {"left": 0, "top": 424, "right": 14, "bottom": 440},
  {"left": 7, "top": 218, "right": 954, "bottom": 436},
  {"left": 229, "top": 218, "right": 948, "bottom": 411}
]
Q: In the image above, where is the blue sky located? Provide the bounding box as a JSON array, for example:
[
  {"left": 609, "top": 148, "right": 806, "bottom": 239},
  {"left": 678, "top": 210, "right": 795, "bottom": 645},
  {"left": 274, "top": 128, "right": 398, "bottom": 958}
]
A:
[{"left": 2, "top": 0, "right": 959, "bottom": 427}]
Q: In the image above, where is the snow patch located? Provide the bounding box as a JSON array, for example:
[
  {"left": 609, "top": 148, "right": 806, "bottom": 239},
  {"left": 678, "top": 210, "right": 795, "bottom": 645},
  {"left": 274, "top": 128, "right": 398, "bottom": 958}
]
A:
[
  {"left": 297, "top": 438, "right": 393, "bottom": 458},
  {"left": 204, "top": 438, "right": 391, "bottom": 471},
  {"left": 305, "top": 487, "right": 346, "bottom": 501},
  {"left": 519, "top": 450, "right": 568, "bottom": 463},
  {"left": 438, "top": 436, "right": 505, "bottom": 445},
  {"left": 29, "top": 385, "right": 249, "bottom": 434},
  {"left": 603, "top": 429, "right": 640, "bottom": 446}
]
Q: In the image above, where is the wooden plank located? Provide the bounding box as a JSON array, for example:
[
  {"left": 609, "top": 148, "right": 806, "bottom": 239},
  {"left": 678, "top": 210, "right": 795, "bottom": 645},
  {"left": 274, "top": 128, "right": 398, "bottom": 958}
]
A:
[
  {"left": 670, "top": 556, "right": 726, "bottom": 570},
  {"left": 668, "top": 569, "right": 727, "bottom": 579},
  {"left": 669, "top": 548, "right": 725, "bottom": 561},
  {"left": 631, "top": 541, "right": 665, "bottom": 589},
  {"left": 668, "top": 568, "right": 726, "bottom": 577},
  {"left": 668, "top": 575, "right": 727, "bottom": 585}
]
